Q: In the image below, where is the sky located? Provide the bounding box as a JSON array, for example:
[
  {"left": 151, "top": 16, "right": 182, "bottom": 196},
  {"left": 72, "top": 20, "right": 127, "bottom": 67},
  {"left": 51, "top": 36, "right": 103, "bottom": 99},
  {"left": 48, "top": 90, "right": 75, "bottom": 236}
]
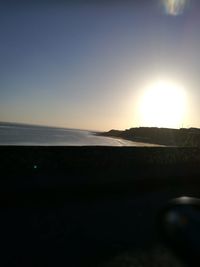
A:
[{"left": 1, "top": 0, "right": 200, "bottom": 131}]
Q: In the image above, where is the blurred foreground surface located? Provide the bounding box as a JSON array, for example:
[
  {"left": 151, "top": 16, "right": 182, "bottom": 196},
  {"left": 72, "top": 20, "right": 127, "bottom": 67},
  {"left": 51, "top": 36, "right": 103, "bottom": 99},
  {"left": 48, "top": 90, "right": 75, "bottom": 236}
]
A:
[{"left": 0, "top": 146, "right": 200, "bottom": 266}]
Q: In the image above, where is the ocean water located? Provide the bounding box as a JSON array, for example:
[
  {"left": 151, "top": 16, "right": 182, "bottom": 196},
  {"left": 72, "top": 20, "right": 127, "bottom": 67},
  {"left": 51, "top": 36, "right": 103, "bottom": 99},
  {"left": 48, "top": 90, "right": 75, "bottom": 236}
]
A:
[{"left": 0, "top": 122, "right": 158, "bottom": 146}]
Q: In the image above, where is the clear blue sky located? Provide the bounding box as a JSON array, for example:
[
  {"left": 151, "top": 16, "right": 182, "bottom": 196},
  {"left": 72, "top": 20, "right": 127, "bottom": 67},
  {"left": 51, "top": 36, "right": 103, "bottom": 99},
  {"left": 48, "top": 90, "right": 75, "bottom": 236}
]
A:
[{"left": 1, "top": 0, "right": 200, "bottom": 130}]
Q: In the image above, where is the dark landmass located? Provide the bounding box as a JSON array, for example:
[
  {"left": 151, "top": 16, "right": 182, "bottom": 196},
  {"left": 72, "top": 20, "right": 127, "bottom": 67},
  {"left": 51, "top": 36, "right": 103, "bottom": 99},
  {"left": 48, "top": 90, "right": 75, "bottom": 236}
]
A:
[
  {"left": 1, "top": 146, "right": 200, "bottom": 192},
  {"left": 98, "top": 127, "right": 200, "bottom": 147},
  {"left": 0, "top": 146, "right": 200, "bottom": 266}
]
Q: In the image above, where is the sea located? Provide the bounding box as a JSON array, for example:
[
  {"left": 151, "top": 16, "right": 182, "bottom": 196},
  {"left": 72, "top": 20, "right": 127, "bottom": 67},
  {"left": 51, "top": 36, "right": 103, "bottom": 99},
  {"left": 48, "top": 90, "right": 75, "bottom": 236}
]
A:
[{"left": 0, "top": 122, "right": 158, "bottom": 146}]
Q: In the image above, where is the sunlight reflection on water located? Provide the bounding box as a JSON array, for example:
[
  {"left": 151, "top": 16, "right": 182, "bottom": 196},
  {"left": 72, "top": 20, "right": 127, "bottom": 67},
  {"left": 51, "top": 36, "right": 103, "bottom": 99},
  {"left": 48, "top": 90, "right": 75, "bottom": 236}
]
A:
[{"left": 0, "top": 123, "right": 162, "bottom": 147}]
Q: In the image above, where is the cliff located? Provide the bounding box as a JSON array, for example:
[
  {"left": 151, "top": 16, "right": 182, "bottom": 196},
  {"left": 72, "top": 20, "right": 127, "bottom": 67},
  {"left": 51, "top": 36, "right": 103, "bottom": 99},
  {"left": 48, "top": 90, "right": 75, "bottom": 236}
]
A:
[{"left": 99, "top": 127, "right": 200, "bottom": 147}]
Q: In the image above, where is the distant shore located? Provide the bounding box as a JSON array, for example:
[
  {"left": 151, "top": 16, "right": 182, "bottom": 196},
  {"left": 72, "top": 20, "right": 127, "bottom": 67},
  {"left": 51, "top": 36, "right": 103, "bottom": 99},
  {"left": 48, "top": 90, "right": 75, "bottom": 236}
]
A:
[
  {"left": 97, "top": 127, "right": 200, "bottom": 147},
  {"left": 94, "top": 133, "right": 164, "bottom": 147}
]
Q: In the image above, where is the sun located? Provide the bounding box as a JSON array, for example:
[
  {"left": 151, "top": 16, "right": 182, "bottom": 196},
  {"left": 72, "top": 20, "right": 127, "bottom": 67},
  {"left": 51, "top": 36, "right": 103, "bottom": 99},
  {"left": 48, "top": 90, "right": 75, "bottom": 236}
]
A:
[{"left": 138, "top": 80, "right": 186, "bottom": 128}]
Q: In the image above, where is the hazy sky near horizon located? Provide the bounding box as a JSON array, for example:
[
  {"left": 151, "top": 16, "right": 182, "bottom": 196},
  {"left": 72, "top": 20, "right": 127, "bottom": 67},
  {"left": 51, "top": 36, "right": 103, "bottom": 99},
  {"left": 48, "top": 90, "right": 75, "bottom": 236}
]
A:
[{"left": 1, "top": 0, "right": 200, "bottom": 130}]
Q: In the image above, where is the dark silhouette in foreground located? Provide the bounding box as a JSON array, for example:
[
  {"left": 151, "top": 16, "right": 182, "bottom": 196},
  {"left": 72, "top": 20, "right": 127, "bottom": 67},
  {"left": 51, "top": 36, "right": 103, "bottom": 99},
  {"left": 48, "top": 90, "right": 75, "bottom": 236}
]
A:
[{"left": 1, "top": 146, "right": 200, "bottom": 266}]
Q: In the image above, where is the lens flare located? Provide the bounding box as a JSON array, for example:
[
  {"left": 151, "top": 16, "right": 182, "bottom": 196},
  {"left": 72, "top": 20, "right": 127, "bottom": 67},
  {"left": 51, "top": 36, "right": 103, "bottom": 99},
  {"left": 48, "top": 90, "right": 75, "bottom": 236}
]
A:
[{"left": 162, "top": 0, "right": 189, "bottom": 16}]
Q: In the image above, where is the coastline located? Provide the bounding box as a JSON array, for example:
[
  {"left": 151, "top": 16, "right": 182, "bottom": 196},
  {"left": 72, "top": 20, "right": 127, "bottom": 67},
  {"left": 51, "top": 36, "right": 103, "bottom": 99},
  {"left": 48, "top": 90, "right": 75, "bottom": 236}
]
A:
[
  {"left": 96, "top": 127, "right": 200, "bottom": 147},
  {"left": 0, "top": 122, "right": 166, "bottom": 147},
  {"left": 94, "top": 132, "right": 165, "bottom": 147}
]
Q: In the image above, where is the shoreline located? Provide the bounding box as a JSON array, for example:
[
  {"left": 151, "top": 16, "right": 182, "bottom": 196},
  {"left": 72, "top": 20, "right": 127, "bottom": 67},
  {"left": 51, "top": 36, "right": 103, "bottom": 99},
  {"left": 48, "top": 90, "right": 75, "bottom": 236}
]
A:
[
  {"left": 96, "top": 127, "right": 200, "bottom": 147},
  {"left": 94, "top": 132, "right": 166, "bottom": 147}
]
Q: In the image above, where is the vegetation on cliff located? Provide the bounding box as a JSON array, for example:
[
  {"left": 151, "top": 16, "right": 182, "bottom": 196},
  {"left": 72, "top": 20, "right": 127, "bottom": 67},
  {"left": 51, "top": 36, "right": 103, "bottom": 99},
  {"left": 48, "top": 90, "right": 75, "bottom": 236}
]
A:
[{"left": 99, "top": 127, "right": 200, "bottom": 147}]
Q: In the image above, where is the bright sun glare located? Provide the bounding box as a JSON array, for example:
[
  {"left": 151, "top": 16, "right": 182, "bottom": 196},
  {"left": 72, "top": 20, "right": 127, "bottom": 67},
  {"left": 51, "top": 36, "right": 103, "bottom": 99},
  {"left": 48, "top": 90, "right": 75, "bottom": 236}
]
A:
[{"left": 138, "top": 80, "right": 186, "bottom": 128}]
